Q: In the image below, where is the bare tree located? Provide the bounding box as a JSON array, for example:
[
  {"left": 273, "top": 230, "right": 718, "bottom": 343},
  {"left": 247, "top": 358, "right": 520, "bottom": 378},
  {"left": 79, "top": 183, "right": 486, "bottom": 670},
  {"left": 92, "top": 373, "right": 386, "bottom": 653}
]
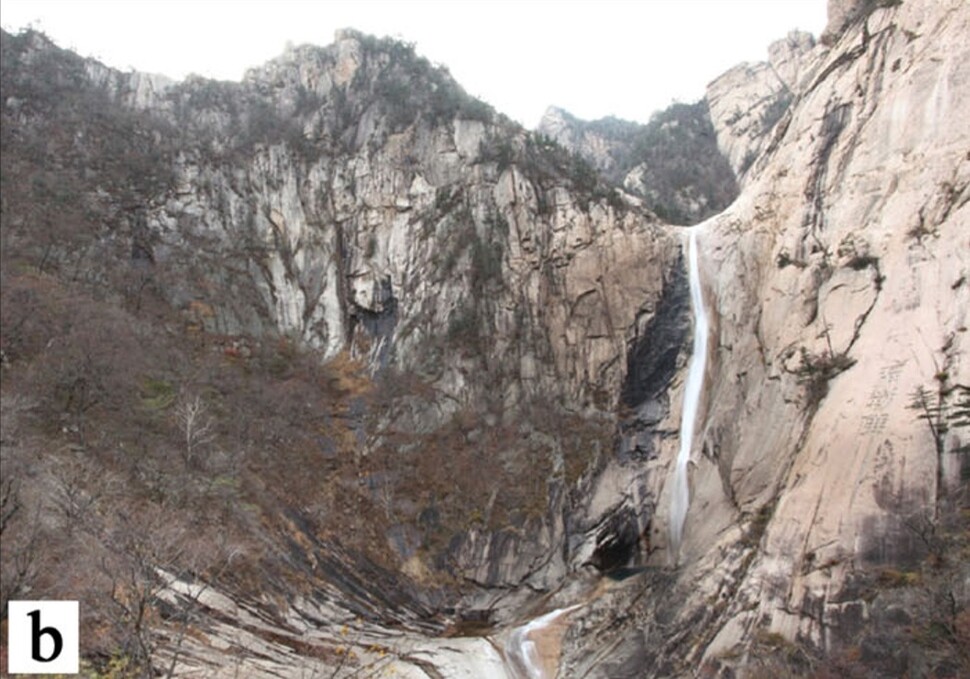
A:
[
  {"left": 0, "top": 394, "right": 41, "bottom": 614},
  {"left": 0, "top": 471, "right": 21, "bottom": 536},
  {"left": 95, "top": 507, "right": 202, "bottom": 677},
  {"left": 0, "top": 504, "right": 40, "bottom": 616},
  {"left": 173, "top": 394, "right": 214, "bottom": 468},
  {"left": 49, "top": 448, "right": 118, "bottom": 530}
]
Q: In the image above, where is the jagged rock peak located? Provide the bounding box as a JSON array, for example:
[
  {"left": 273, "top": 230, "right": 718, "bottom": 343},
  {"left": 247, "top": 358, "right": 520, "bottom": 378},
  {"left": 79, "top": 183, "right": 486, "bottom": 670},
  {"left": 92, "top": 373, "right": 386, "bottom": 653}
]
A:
[
  {"left": 767, "top": 29, "right": 817, "bottom": 89},
  {"left": 536, "top": 105, "right": 627, "bottom": 170},
  {"left": 537, "top": 105, "right": 585, "bottom": 134},
  {"left": 334, "top": 26, "right": 365, "bottom": 42},
  {"left": 705, "top": 28, "right": 818, "bottom": 180},
  {"left": 241, "top": 28, "right": 409, "bottom": 92},
  {"left": 823, "top": 0, "right": 890, "bottom": 41},
  {"left": 537, "top": 106, "right": 571, "bottom": 141}
]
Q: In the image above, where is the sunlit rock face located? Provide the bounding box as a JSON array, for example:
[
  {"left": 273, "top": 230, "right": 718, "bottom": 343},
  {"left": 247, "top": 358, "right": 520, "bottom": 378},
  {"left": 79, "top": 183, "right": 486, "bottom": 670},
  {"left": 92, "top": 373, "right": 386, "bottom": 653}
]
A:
[
  {"left": 130, "top": 33, "right": 681, "bottom": 416},
  {"left": 560, "top": 0, "right": 969, "bottom": 675},
  {"left": 704, "top": 0, "right": 968, "bottom": 648},
  {"left": 706, "top": 30, "right": 816, "bottom": 181},
  {"left": 2, "top": 0, "right": 967, "bottom": 675}
]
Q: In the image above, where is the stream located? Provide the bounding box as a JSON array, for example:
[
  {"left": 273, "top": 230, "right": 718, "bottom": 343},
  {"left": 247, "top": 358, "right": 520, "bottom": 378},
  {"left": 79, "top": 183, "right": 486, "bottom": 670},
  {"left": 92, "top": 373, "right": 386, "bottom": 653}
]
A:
[{"left": 503, "top": 606, "right": 580, "bottom": 678}]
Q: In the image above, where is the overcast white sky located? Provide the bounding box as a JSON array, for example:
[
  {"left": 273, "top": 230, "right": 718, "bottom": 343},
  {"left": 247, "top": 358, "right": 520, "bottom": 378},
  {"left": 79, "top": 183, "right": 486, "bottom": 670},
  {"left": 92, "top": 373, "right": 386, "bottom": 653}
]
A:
[{"left": 1, "top": 0, "right": 826, "bottom": 127}]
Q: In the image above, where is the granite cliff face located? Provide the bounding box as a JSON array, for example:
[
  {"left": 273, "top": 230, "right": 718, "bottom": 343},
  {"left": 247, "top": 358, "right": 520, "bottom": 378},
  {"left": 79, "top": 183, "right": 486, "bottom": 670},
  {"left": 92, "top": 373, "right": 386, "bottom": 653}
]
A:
[
  {"left": 1, "top": 1, "right": 968, "bottom": 676},
  {"left": 705, "top": 29, "right": 816, "bottom": 181},
  {"left": 1, "top": 25, "right": 681, "bottom": 675},
  {"left": 560, "top": 1, "right": 969, "bottom": 676}
]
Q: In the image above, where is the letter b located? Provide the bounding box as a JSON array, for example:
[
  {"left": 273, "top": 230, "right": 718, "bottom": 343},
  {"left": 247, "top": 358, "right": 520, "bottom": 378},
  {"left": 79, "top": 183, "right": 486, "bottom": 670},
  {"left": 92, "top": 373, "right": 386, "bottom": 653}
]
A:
[
  {"left": 29, "top": 609, "right": 63, "bottom": 662},
  {"left": 7, "top": 601, "right": 79, "bottom": 674}
]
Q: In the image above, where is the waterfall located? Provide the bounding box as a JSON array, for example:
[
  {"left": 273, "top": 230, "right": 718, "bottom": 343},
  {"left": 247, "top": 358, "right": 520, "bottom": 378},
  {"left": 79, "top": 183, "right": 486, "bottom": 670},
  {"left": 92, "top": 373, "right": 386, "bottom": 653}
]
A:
[
  {"left": 505, "top": 606, "right": 579, "bottom": 678},
  {"left": 668, "top": 227, "right": 709, "bottom": 561}
]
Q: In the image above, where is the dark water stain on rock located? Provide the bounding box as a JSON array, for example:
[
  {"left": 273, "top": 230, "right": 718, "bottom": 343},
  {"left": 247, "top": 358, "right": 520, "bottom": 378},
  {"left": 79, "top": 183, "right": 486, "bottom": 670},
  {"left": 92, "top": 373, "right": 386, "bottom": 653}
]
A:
[{"left": 621, "top": 250, "right": 690, "bottom": 410}]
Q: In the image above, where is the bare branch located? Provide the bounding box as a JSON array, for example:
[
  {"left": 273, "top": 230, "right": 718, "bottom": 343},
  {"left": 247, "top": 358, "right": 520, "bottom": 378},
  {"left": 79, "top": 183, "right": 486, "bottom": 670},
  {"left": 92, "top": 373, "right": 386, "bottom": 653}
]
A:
[{"left": 174, "top": 394, "right": 214, "bottom": 468}]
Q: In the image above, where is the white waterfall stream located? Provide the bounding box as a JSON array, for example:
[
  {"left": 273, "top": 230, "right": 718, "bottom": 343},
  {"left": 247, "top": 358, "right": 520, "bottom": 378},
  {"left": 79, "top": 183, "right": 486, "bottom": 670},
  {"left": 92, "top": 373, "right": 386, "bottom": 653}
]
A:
[
  {"left": 499, "top": 229, "right": 709, "bottom": 677},
  {"left": 668, "top": 227, "right": 709, "bottom": 561},
  {"left": 504, "top": 606, "right": 579, "bottom": 678}
]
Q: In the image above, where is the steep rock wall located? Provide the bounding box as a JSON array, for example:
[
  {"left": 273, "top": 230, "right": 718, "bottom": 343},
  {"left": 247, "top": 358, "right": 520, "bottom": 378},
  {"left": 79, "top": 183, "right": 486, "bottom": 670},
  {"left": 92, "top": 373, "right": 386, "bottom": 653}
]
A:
[
  {"left": 1, "top": 26, "right": 691, "bottom": 600},
  {"left": 702, "top": 0, "right": 969, "bottom": 654},
  {"left": 134, "top": 32, "right": 681, "bottom": 416},
  {"left": 561, "top": 1, "right": 969, "bottom": 674},
  {"left": 707, "top": 30, "right": 816, "bottom": 181}
]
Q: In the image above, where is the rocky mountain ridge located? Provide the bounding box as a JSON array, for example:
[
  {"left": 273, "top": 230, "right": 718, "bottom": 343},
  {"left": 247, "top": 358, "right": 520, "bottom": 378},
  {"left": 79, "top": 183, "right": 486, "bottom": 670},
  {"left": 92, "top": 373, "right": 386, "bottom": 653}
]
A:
[
  {"left": 1, "top": 24, "right": 682, "bottom": 674},
  {"left": 537, "top": 102, "right": 738, "bottom": 225},
  {"left": 704, "top": 29, "right": 817, "bottom": 182},
  {"left": 1, "top": 1, "right": 968, "bottom": 676}
]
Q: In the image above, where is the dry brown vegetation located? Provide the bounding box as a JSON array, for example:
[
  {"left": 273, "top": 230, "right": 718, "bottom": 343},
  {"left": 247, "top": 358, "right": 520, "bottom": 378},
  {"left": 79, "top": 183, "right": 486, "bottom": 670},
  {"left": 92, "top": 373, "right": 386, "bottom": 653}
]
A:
[
  {"left": 0, "top": 26, "right": 669, "bottom": 677},
  {"left": 0, "top": 161, "right": 609, "bottom": 678},
  {"left": 0, "top": 260, "right": 612, "bottom": 673}
]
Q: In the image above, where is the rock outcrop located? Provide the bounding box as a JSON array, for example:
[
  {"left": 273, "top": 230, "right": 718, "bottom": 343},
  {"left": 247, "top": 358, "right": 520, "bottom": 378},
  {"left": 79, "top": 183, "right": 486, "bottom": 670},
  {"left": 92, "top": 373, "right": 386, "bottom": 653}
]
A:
[
  {"left": 706, "top": 30, "right": 815, "bottom": 180},
  {"left": 538, "top": 106, "right": 624, "bottom": 175},
  {"left": 561, "top": 1, "right": 969, "bottom": 675},
  {"left": 1, "top": 24, "right": 685, "bottom": 675},
  {"left": 1, "top": 0, "right": 967, "bottom": 676}
]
